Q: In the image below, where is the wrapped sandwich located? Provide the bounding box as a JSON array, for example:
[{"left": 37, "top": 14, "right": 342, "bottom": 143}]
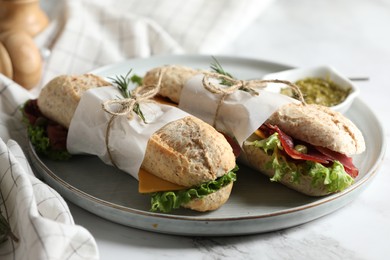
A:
[
  {"left": 142, "top": 64, "right": 366, "bottom": 196},
  {"left": 23, "top": 73, "right": 237, "bottom": 212}
]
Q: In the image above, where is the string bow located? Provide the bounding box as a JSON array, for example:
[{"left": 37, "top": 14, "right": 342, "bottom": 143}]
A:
[
  {"left": 102, "top": 80, "right": 161, "bottom": 120},
  {"left": 202, "top": 72, "right": 306, "bottom": 127},
  {"left": 101, "top": 69, "right": 164, "bottom": 167},
  {"left": 202, "top": 72, "right": 264, "bottom": 96}
]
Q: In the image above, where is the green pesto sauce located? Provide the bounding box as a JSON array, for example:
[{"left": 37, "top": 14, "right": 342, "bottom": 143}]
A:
[{"left": 281, "top": 77, "right": 351, "bottom": 106}]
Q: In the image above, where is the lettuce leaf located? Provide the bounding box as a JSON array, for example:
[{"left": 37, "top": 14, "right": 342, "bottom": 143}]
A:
[
  {"left": 150, "top": 168, "right": 238, "bottom": 213},
  {"left": 22, "top": 101, "right": 72, "bottom": 161},
  {"left": 26, "top": 123, "right": 72, "bottom": 160},
  {"left": 249, "top": 133, "right": 354, "bottom": 193},
  {"left": 306, "top": 160, "right": 354, "bottom": 192}
]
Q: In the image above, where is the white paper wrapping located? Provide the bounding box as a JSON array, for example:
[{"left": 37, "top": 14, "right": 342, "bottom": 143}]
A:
[
  {"left": 179, "top": 75, "right": 298, "bottom": 146},
  {"left": 67, "top": 86, "right": 188, "bottom": 180}
]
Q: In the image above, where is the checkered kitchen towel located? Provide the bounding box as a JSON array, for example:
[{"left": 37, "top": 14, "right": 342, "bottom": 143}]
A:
[
  {"left": 0, "top": 0, "right": 273, "bottom": 259},
  {"left": 0, "top": 75, "right": 99, "bottom": 260}
]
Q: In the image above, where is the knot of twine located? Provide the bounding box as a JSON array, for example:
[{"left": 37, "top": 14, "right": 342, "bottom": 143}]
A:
[
  {"left": 101, "top": 69, "right": 164, "bottom": 168},
  {"left": 202, "top": 72, "right": 306, "bottom": 127},
  {"left": 102, "top": 84, "right": 160, "bottom": 119}
]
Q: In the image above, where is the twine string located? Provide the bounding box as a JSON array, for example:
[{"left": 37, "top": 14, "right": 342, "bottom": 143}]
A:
[
  {"left": 102, "top": 69, "right": 164, "bottom": 168},
  {"left": 202, "top": 72, "right": 305, "bottom": 127}
]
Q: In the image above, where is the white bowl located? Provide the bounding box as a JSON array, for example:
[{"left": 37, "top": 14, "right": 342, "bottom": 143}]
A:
[{"left": 261, "top": 65, "right": 360, "bottom": 113}]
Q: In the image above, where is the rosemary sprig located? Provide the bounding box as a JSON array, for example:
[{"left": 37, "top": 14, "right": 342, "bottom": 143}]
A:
[
  {"left": 210, "top": 56, "right": 255, "bottom": 94},
  {"left": 108, "top": 70, "right": 146, "bottom": 123},
  {"left": 210, "top": 56, "right": 234, "bottom": 86},
  {"left": 108, "top": 70, "right": 132, "bottom": 98}
]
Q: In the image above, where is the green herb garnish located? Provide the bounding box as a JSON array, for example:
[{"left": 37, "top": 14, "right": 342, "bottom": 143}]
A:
[
  {"left": 210, "top": 56, "right": 235, "bottom": 86},
  {"left": 210, "top": 56, "right": 234, "bottom": 78},
  {"left": 109, "top": 69, "right": 147, "bottom": 123},
  {"left": 109, "top": 70, "right": 133, "bottom": 98},
  {"left": 130, "top": 74, "right": 143, "bottom": 86}
]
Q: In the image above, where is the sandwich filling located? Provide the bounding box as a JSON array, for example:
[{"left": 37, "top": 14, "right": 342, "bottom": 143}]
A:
[
  {"left": 23, "top": 99, "right": 70, "bottom": 160},
  {"left": 149, "top": 167, "right": 237, "bottom": 213},
  {"left": 247, "top": 123, "right": 357, "bottom": 193}
]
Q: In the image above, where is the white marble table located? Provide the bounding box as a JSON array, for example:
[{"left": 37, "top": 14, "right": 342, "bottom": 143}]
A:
[{"left": 66, "top": 1, "right": 390, "bottom": 259}]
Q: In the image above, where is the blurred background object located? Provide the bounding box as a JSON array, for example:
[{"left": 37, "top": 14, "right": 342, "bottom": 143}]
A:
[
  {"left": 0, "top": 30, "right": 42, "bottom": 89},
  {"left": 0, "top": 0, "right": 47, "bottom": 89},
  {"left": 0, "top": 0, "right": 49, "bottom": 36}
]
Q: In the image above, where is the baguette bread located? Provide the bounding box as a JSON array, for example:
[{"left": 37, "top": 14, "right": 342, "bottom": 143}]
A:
[
  {"left": 37, "top": 74, "right": 236, "bottom": 212},
  {"left": 37, "top": 74, "right": 111, "bottom": 128},
  {"left": 143, "top": 116, "right": 235, "bottom": 187},
  {"left": 143, "top": 65, "right": 199, "bottom": 103},
  {"left": 183, "top": 182, "right": 233, "bottom": 211}
]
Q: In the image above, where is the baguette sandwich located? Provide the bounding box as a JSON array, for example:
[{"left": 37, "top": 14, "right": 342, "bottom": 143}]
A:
[
  {"left": 242, "top": 103, "right": 365, "bottom": 196},
  {"left": 23, "top": 74, "right": 237, "bottom": 212},
  {"left": 143, "top": 65, "right": 366, "bottom": 196}
]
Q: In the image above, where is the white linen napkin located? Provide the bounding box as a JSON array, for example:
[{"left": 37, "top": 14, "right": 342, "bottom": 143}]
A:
[
  {"left": 0, "top": 0, "right": 273, "bottom": 259},
  {"left": 0, "top": 75, "right": 99, "bottom": 260},
  {"left": 0, "top": 139, "right": 99, "bottom": 260}
]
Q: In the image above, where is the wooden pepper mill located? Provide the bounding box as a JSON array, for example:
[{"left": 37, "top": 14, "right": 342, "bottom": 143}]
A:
[
  {"left": 0, "top": 0, "right": 48, "bottom": 89},
  {"left": 0, "top": 0, "right": 49, "bottom": 36}
]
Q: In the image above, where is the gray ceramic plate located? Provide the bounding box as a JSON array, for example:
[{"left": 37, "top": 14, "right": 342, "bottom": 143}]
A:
[{"left": 28, "top": 55, "right": 386, "bottom": 236}]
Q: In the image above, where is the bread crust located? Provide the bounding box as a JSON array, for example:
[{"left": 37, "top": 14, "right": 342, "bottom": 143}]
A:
[
  {"left": 37, "top": 74, "right": 110, "bottom": 128},
  {"left": 143, "top": 65, "right": 199, "bottom": 103},
  {"left": 266, "top": 103, "right": 365, "bottom": 155},
  {"left": 182, "top": 182, "right": 233, "bottom": 211},
  {"left": 142, "top": 116, "right": 236, "bottom": 187},
  {"left": 242, "top": 134, "right": 330, "bottom": 196}
]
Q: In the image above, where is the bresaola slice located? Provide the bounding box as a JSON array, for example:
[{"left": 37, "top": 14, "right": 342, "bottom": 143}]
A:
[
  {"left": 265, "top": 124, "right": 330, "bottom": 164},
  {"left": 262, "top": 123, "right": 359, "bottom": 178}
]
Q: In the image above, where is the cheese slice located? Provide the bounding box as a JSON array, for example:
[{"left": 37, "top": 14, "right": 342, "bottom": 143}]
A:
[
  {"left": 138, "top": 168, "right": 186, "bottom": 193},
  {"left": 254, "top": 129, "right": 266, "bottom": 139},
  {"left": 153, "top": 96, "right": 177, "bottom": 106}
]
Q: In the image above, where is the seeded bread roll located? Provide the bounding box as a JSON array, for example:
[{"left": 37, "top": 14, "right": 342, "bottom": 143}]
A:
[
  {"left": 143, "top": 65, "right": 199, "bottom": 103},
  {"left": 266, "top": 103, "right": 365, "bottom": 155},
  {"left": 37, "top": 74, "right": 111, "bottom": 128},
  {"left": 183, "top": 182, "right": 233, "bottom": 211},
  {"left": 142, "top": 116, "right": 236, "bottom": 187}
]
